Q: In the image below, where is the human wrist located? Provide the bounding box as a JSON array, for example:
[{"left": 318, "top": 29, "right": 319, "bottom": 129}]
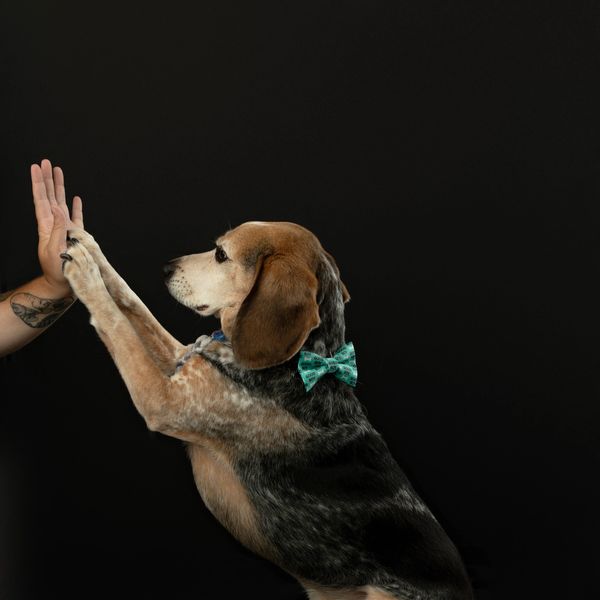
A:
[{"left": 39, "top": 275, "right": 74, "bottom": 300}]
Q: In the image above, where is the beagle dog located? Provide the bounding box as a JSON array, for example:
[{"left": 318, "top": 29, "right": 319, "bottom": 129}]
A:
[{"left": 61, "top": 221, "right": 474, "bottom": 600}]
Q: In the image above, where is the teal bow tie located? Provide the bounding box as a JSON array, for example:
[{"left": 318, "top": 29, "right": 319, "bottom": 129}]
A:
[{"left": 297, "top": 342, "right": 358, "bottom": 392}]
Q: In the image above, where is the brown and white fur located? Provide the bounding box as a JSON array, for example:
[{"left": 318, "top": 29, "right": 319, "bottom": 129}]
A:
[{"left": 61, "top": 221, "right": 473, "bottom": 600}]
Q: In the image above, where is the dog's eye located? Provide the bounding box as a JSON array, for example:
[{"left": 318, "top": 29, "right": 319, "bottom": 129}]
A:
[{"left": 215, "top": 246, "right": 228, "bottom": 263}]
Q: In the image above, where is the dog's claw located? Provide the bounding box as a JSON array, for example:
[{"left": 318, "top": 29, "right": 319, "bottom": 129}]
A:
[
  {"left": 67, "top": 237, "right": 79, "bottom": 246},
  {"left": 60, "top": 252, "right": 72, "bottom": 273}
]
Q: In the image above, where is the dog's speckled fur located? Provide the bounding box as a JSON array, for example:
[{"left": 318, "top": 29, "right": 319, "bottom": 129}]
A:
[{"left": 62, "top": 222, "right": 473, "bottom": 600}]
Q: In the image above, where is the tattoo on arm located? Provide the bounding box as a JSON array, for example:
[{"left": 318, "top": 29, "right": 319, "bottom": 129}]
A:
[{"left": 9, "top": 292, "right": 75, "bottom": 329}]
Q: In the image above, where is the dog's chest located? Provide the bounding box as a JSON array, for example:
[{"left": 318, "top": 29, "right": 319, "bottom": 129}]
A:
[{"left": 186, "top": 443, "right": 268, "bottom": 556}]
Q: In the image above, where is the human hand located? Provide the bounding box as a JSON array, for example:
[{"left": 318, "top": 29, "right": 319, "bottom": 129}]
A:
[{"left": 31, "top": 159, "right": 84, "bottom": 296}]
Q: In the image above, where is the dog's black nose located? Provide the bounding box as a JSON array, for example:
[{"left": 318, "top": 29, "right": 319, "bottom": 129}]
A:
[{"left": 163, "top": 259, "right": 179, "bottom": 281}]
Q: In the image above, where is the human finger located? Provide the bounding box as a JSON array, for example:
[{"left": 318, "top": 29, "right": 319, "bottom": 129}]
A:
[
  {"left": 48, "top": 203, "right": 68, "bottom": 255},
  {"left": 53, "top": 165, "right": 72, "bottom": 222},
  {"left": 53, "top": 166, "right": 68, "bottom": 207},
  {"left": 41, "top": 158, "right": 58, "bottom": 206},
  {"left": 31, "top": 163, "right": 53, "bottom": 238},
  {"left": 71, "top": 196, "right": 84, "bottom": 228}
]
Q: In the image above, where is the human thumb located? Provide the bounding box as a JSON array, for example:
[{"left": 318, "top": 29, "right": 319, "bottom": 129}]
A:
[{"left": 48, "top": 203, "right": 67, "bottom": 255}]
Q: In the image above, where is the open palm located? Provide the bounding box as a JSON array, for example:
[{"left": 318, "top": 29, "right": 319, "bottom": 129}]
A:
[{"left": 31, "top": 159, "right": 84, "bottom": 294}]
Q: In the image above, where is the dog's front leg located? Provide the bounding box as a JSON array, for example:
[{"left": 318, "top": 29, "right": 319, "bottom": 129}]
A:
[
  {"left": 60, "top": 239, "right": 185, "bottom": 428},
  {"left": 61, "top": 240, "right": 304, "bottom": 445},
  {"left": 66, "top": 228, "right": 185, "bottom": 374}
]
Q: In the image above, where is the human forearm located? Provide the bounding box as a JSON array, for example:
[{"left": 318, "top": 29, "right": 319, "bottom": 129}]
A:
[{"left": 0, "top": 275, "right": 75, "bottom": 357}]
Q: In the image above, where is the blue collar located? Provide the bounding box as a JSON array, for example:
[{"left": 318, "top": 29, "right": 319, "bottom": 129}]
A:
[{"left": 175, "top": 330, "right": 229, "bottom": 372}]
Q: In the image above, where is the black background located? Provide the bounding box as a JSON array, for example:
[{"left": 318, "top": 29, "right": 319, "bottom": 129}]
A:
[{"left": 1, "top": 1, "right": 599, "bottom": 598}]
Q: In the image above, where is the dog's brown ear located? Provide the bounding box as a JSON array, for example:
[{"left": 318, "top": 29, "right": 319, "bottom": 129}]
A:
[
  {"left": 323, "top": 249, "right": 350, "bottom": 303},
  {"left": 231, "top": 255, "right": 321, "bottom": 369}
]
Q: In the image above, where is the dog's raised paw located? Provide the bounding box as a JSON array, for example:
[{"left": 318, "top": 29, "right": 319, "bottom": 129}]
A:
[{"left": 61, "top": 241, "right": 105, "bottom": 299}]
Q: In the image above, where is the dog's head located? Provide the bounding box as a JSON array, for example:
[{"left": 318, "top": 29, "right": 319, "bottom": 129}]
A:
[{"left": 164, "top": 221, "right": 349, "bottom": 369}]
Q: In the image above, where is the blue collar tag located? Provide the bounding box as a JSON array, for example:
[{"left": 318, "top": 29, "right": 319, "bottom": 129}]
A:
[{"left": 211, "top": 330, "right": 228, "bottom": 342}]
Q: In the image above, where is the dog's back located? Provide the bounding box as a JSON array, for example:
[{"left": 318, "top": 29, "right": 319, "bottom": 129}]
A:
[{"left": 203, "top": 354, "right": 473, "bottom": 600}]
